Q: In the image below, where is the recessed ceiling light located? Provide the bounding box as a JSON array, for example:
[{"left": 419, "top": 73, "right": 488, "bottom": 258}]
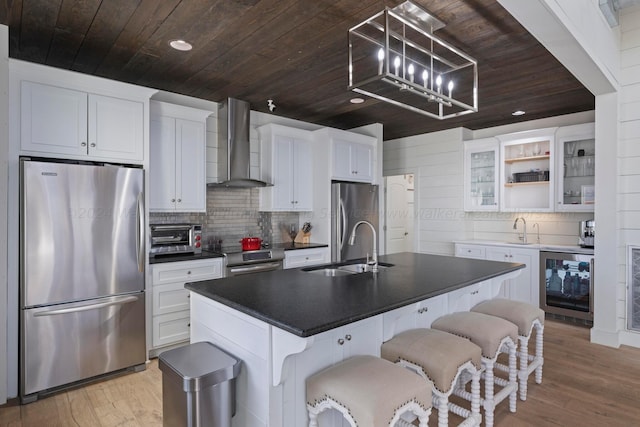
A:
[
  {"left": 350, "top": 97, "right": 365, "bottom": 104},
  {"left": 512, "top": 110, "right": 526, "bottom": 116},
  {"left": 169, "top": 40, "right": 193, "bottom": 51}
]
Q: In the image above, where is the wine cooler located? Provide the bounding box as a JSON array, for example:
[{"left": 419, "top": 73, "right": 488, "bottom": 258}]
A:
[{"left": 540, "top": 251, "right": 594, "bottom": 321}]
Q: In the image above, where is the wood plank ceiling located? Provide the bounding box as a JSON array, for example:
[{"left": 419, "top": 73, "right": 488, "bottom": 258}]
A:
[{"left": 0, "top": 0, "right": 595, "bottom": 140}]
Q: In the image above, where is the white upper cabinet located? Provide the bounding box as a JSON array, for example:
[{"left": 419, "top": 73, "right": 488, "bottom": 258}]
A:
[
  {"left": 498, "top": 127, "right": 556, "bottom": 212},
  {"left": 259, "top": 124, "right": 313, "bottom": 211},
  {"left": 555, "top": 123, "right": 595, "bottom": 212},
  {"left": 149, "top": 101, "right": 211, "bottom": 212},
  {"left": 331, "top": 138, "right": 374, "bottom": 183},
  {"left": 463, "top": 137, "right": 500, "bottom": 211},
  {"left": 21, "top": 81, "right": 144, "bottom": 162}
]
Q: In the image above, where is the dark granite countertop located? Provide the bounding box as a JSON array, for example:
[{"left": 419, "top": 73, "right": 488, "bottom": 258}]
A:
[
  {"left": 272, "top": 242, "right": 329, "bottom": 251},
  {"left": 149, "top": 250, "right": 224, "bottom": 265},
  {"left": 185, "top": 252, "right": 524, "bottom": 338}
]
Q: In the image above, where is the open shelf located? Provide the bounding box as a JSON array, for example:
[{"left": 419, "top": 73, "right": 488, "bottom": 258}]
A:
[{"left": 504, "top": 155, "right": 550, "bottom": 163}]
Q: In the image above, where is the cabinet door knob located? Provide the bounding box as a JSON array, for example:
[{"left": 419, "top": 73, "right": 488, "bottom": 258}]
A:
[
  {"left": 187, "top": 271, "right": 191, "bottom": 274},
  {"left": 81, "top": 142, "right": 87, "bottom": 147},
  {"left": 345, "top": 334, "right": 352, "bottom": 341},
  {"left": 177, "top": 199, "right": 181, "bottom": 202},
  {"left": 171, "top": 198, "right": 176, "bottom": 202},
  {"left": 418, "top": 307, "right": 428, "bottom": 314},
  {"left": 90, "top": 143, "right": 96, "bottom": 148},
  {"left": 337, "top": 338, "right": 345, "bottom": 345}
]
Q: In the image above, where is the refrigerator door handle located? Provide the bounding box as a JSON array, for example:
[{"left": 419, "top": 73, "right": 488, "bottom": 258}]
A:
[
  {"left": 136, "top": 192, "right": 145, "bottom": 272},
  {"left": 339, "top": 199, "right": 348, "bottom": 252},
  {"left": 33, "top": 295, "right": 140, "bottom": 317}
]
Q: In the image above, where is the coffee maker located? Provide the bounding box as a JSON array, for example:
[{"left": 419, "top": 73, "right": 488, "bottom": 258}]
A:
[{"left": 579, "top": 220, "right": 595, "bottom": 248}]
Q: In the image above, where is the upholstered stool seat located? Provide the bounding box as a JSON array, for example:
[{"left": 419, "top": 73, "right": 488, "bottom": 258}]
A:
[
  {"left": 381, "top": 328, "right": 482, "bottom": 427},
  {"left": 306, "top": 355, "right": 432, "bottom": 427},
  {"left": 432, "top": 312, "right": 519, "bottom": 427},
  {"left": 471, "top": 298, "right": 544, "bottom": 401}
]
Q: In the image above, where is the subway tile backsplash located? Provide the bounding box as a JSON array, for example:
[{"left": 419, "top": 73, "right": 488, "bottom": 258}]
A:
[{"left": 149, "top": 187, "right": 299, "bottom": 250}]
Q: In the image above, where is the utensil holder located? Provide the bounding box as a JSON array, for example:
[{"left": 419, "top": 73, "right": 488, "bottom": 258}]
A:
[{"left": 294, "top": 231, "right": 311, "bottom": 244}]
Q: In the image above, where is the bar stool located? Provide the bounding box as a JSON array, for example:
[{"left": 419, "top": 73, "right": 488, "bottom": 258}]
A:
[
  {"left": 381, "top": 328, "right": 482, "bottom": 427},
  {"left": 306, "top": 355, "right": 432, "bottom": 427},
  {"left": 432, "top": 312, "right": 518, "bottom": 427},
  {"left": 471, "top": 298, "right": 544, "bottom": 401}
]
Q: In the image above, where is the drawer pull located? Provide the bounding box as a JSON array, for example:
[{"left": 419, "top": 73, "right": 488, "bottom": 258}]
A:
[
  {"left": 345, "top": 334, "right": 352, "bottom": 341},
  {"left": 337, "top": 338, "right": 345, "bottom": 345}
]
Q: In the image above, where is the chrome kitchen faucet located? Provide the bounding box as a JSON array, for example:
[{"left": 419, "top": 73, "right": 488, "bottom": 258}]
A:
[
  {"left": 348, "top": 220, "right": 378, "bottom": 272},
  {"left": 513, "top": 217, "right": 527, "bottom": 244}
]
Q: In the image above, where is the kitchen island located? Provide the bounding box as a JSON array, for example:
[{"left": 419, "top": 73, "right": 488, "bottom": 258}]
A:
[{"left": 186, "top": 252, "right": 524, "bottom": 427}]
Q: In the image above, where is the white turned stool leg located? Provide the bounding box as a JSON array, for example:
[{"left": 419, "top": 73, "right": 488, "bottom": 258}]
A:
[
  {"left": 508, "top": 340, "right": 518, "bottom": 412},
  {"left": 535, "top": 322, "right": 544, "bottom": 384},
  {"left": 308, "top": 411, "right": 318, "bottom": 427},
  {"left": 518, "top": 335, "right": 529, "bottom": 401},
  {"left": 483, "top": 359, "right": 495, "bottom": 427}
]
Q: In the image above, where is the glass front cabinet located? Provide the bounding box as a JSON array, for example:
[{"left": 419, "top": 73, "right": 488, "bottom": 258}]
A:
[
  {"left": 498, "top": 128, "right": 555, "bottom": 212},
  {"left": 463, "top": 138, "right": 499, "bottom": 211},
  {"left": 555, "top": 123, "right": 595, "bottom": 212}
]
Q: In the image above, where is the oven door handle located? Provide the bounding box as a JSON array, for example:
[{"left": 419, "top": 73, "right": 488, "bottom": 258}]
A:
[{"left": 227, "top": 262, "right": 282, "bottom": 275}]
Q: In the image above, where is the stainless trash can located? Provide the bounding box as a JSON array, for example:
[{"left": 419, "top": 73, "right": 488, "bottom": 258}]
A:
[{"left": 159, "top": 341, "right": 242, "bottom": 427}]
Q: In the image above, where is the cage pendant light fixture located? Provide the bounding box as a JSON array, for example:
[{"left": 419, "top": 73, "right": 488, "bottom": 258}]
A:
[{"left": 348, "top": 1, "right": 478, "bottom": 120}]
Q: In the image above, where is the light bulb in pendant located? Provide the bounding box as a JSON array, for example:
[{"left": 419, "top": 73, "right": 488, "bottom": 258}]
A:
[
  {"left": 436, "top": 75, "right": 442, "bottom": 92},
  {"left": 422, "top": 70, "right": 428, "bottom": 88},
  {"left": 377, "top": 48, "right": 385, "bottom": 75},
  {"left": 407, "top": 64, "right": 415, "bottom": 82},
  {"left": 448, "top": 81, "right": 454, "bottom": 98},
  {"left": 393, "top": 56, "right": 401, "bottom": 76}
]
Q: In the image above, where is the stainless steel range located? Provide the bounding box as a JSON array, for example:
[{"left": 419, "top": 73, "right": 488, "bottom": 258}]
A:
[{"left": 223, "top": 246, "right": 285, "bottom": 277}]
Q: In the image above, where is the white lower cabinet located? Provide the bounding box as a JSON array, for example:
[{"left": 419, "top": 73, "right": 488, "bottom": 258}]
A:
[
  {"left": 283, "top": 247, "right": 330, "bottom": 269},
  {"left": 382, "top": 294, "right": 447, "bottom": 341},
  {"left": 150, "top": 258, "right": 223, "bottom": 349},
  {"left": 455, "top": 242, "right": 539, "bottom": 307}
]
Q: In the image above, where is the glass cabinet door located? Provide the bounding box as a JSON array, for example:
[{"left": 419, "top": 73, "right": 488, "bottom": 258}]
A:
[
  {"left": 556, "top": 123, "right": 595, "bottom": 212},
  {"left": 464, "top": 138, "right": 499, "bottom": 211}
]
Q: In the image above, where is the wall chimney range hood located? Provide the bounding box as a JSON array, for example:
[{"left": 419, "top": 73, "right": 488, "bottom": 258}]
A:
[{"left": 208, "top": 98, "right": 272, "bottom": 188}]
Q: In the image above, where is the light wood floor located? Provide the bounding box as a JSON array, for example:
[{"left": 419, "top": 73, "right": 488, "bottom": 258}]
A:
[{"left": 1, "top": 319, "right": 640, "bottom": 426}]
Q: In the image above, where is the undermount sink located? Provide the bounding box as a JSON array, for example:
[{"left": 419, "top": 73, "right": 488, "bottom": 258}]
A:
[
  {"left": 336, "top": 263, "right": 390, "bottom": 273},
  {"left": 303, "top": 262, "right": 393, "bottom": 276},
  {"left": 306, "top": 268, "right": 355, "bottom": 277}
]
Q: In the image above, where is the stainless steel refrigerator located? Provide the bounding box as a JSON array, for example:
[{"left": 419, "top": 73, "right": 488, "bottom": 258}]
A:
[
  {"left": 20, "top": 159, "right": 146, "bottom": 402},
  {"left": 331, "top": 182, "right": 379, "bottom": 262}
]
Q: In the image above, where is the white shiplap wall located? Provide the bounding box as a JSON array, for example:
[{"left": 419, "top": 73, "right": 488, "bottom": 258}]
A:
[
  {"left": 619, "top": 5, "right": 640, "bottom": 344},
  {"left": 384, "top": 127, "right": 471, "bottom": 255}
]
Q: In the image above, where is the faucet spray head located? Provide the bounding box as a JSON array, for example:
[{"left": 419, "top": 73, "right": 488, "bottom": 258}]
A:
[{"left": 348, "top": 231, "right": 357, "bottom": 245}]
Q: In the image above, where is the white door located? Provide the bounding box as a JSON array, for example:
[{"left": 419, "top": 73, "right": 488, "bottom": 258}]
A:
[{"left": 385, "top": 174, "right": 414, "bottom": 254}]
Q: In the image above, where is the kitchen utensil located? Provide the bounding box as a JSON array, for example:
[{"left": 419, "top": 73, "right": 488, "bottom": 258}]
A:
[
  {"left": 240, "top": 237, "right": 262, "bottom": 251},
  {"left": 302, "top": 222, "right": 312, "bottom": 233}
]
